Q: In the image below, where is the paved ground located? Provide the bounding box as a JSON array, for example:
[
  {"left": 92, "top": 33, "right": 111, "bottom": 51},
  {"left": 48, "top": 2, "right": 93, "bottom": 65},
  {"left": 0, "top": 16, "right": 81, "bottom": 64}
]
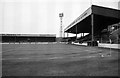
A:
[{"left": 2, "top": 43, "right": 119, "bottom": 76}]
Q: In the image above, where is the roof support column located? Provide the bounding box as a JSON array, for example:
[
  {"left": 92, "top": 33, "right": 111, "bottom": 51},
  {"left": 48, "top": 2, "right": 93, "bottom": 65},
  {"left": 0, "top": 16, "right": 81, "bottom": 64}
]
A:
[
  {"left": 63, "top": 30, "right": 65, "bottom": 38},
  {"left": 76, "top": 25, "right": 77, "bottom": 40},
  {"left": 81, "top": 33, "right": 82, "bottom": 37},
  {"left": 67, "top": 33, "right": 69, "bottom": 42},
  {"left": 91, "top": 13, "right": 94, "bottom": 41},
  {"left": 67, "top": 32, "right": 68, "bottom": 38}
]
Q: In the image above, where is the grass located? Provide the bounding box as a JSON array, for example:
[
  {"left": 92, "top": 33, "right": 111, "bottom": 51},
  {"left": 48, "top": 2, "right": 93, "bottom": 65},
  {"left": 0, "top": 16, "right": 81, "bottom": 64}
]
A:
[{"left": 2, "top": 43, "right": 119, "bottom": 76}]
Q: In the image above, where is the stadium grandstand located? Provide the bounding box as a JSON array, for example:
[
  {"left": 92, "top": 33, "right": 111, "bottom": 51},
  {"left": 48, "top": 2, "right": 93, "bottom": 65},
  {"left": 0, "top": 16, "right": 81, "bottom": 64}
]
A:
[
  {"left": 1, "top": 34, "right": 56, "bottom": 43},
  {"left": 64, "top": 5, "right": 120, "bottom": 46}
]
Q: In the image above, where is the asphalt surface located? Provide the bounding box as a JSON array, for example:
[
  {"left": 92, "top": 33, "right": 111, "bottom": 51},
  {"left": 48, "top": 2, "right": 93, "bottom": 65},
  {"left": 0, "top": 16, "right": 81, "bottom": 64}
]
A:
[{"left": 2, "top": 43, "right": 119, "bottom": 76}]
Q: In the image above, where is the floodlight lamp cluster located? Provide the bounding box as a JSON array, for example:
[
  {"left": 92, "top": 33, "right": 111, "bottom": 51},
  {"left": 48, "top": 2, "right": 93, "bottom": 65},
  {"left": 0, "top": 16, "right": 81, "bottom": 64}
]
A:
[{"left": 59, "top": 13, "right": 64, "bottom": 17}]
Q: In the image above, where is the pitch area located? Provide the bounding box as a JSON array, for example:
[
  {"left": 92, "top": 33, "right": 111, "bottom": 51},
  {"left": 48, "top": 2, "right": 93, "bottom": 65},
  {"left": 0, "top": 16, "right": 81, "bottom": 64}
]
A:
[{"left": 2, "top": 43, "right": 119, "bottom": 76}]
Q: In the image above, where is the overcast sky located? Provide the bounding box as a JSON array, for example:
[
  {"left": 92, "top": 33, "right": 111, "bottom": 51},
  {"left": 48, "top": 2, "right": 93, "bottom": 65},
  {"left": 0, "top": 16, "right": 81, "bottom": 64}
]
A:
[{"left": 0, "top": 0, "right": 119, "bottom": 37}]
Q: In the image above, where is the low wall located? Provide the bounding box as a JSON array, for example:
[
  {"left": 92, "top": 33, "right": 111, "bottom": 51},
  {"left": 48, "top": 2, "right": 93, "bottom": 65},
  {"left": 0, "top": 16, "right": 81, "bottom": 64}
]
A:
[
  {"left": 98, "top": 43, "right": 120, "bottom": 49},
  {"left": 73, "top": 42, "right": 120, "bottom": 49}
]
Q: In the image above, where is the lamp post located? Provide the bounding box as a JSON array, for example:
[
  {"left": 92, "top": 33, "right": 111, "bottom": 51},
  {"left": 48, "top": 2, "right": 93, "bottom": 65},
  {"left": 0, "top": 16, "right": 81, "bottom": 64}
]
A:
[{"left": 59, "top": 13, "right": 64, "bottom": 42}]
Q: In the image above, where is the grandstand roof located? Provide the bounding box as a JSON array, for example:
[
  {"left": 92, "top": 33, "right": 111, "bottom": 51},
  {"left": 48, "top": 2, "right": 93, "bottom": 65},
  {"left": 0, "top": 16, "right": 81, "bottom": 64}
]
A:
[{"left": 64, "top": 5, "right": 120, "bottom": 34}]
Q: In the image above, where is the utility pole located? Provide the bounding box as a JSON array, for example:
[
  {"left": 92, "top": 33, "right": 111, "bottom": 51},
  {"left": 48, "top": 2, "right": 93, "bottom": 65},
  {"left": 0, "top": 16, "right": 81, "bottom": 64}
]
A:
[
  {"left": 59, "top": 13, "right": 64, "bottom": 42},
  {"left": 118, "top": 1, "right": 120, "bottom": 10}
]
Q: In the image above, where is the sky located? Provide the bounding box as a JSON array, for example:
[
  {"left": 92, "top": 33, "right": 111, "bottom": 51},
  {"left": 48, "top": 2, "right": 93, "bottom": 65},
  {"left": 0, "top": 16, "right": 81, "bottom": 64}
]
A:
[{"left": 0, "top": 0, "right": 119, "bottom": 37}]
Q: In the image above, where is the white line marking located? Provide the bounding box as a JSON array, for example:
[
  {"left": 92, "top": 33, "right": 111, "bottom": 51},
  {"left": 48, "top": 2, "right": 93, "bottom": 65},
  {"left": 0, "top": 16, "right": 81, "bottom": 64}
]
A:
[
  {"left": 2, "top": 55, "right": 98, "bottom": 61},
  {"left": 2, "top": 57, "right": 30, "bottom": 60},
  {"left": 48, "top": 57, "right": 63, "bottom": 60}
]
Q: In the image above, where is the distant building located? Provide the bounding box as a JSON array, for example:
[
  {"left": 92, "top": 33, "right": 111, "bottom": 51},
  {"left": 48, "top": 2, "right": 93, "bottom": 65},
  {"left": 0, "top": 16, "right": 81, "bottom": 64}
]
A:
[{"left": 1, "top": 34, "right": 56, "bottom": 43}]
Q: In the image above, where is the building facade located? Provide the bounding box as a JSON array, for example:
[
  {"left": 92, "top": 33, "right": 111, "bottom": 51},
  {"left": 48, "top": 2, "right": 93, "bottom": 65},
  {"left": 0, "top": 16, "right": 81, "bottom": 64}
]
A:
[{"left": 1, "top": 34, "right": 56, "bottom": 43}]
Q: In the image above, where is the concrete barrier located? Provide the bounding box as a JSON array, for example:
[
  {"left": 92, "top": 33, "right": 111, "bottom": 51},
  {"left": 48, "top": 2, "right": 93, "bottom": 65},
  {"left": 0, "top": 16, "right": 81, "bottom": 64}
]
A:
[
  {"left": 98, "top": 43, "right": 120, "bottom": 49},
  {"left": 73, "top": 42, "right": 120, "bottom": 49}
]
